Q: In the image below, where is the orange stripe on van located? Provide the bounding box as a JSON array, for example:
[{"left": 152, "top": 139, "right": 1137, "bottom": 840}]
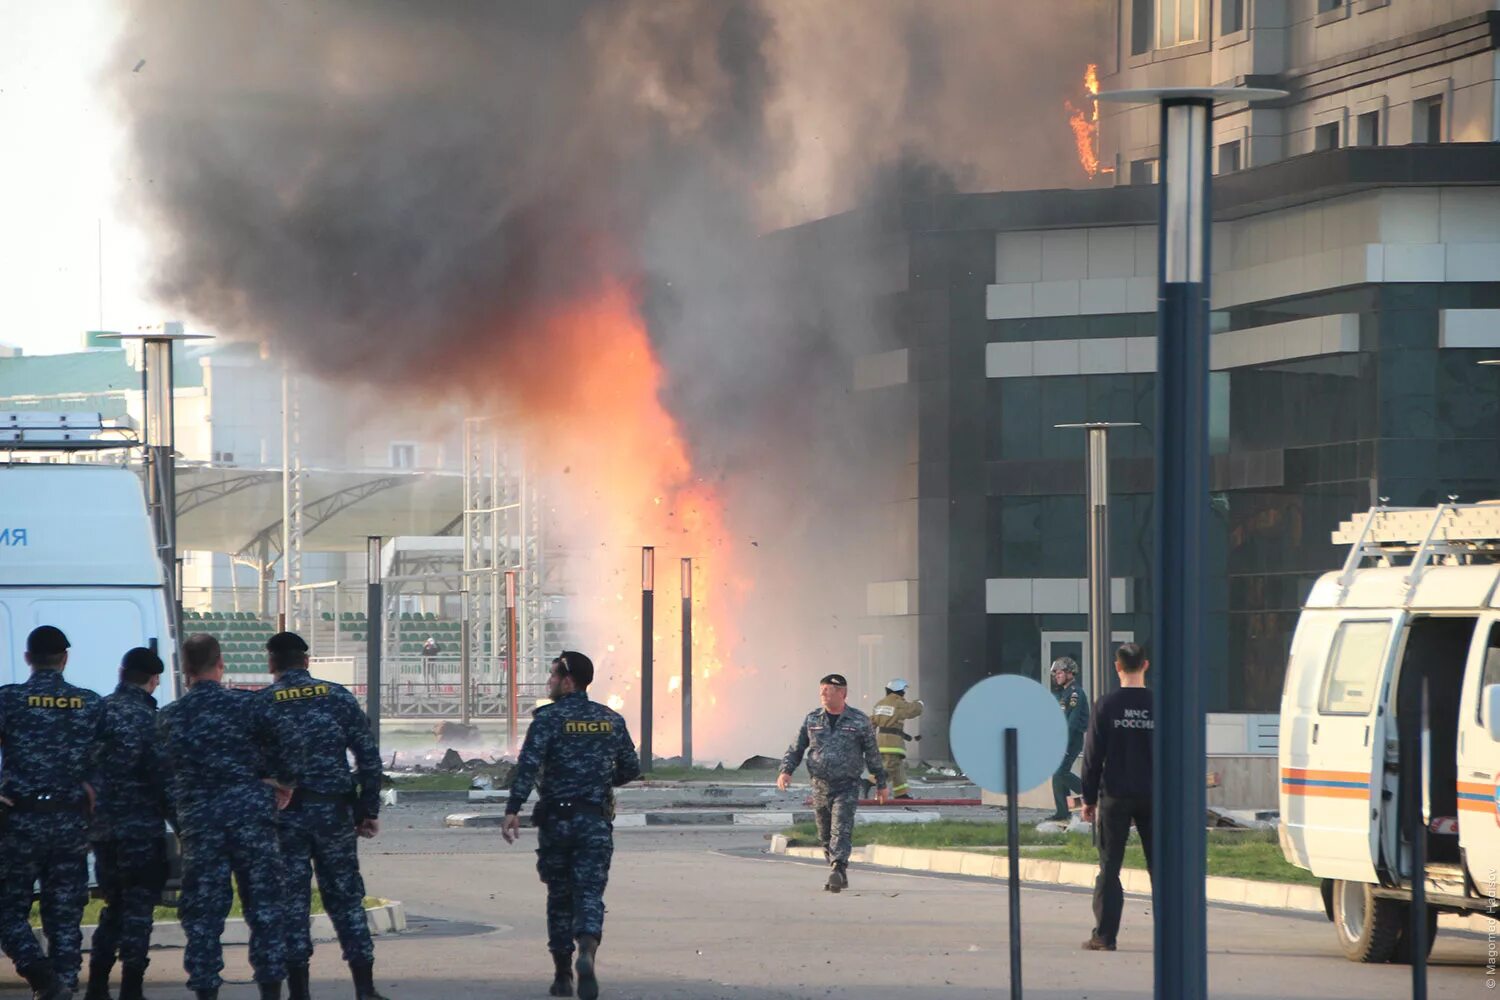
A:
[
  {"left": 1457, "top": 781, "right": 1495, "bottom": 796},
  {"left": 1281, "top": 784, "right": 1370, "bottom": 800},
  {"left": 1280, "top": 768, "right": 1371, "bottom": 782},
  {"left": 1458, "top": 798, "right": 1493, "bottom": 812}
]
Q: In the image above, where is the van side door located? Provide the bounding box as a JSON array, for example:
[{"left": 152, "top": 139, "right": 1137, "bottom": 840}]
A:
[
  {"left": 1281, "top": 613, "right": 1399, "bottom": 883},
  {"left": 1457, "top": 617, "right": 1500, "bottom": 891}
]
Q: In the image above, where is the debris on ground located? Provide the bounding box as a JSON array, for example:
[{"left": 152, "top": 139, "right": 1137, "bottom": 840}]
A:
[
  {"left": 1207, "top": 807, "right": 1278, "bottom": 830},
  {"left": 738, "top": 755, "right": 780, "bottom": 771}
]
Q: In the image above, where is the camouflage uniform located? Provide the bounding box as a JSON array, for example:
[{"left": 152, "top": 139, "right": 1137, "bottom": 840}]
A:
[
  {"left": 260, "top": 667, "right": 383, "bottom": 968},
  {"left": 871, "top": 693, "right": 923, "bottom": 797},
  {"left": 506, "top": 691, "right": 641, "bottom": 957},
  {"left": 780, "top": 706, "right": 887, "bottom": 866},
  {"left": 158, "top": 679, "right": 302, "bottom": 992},
  {"left": 1050, "top": 679, "right": 1090, "bottom": 819},
  {"left": 90, "top": 681, "right": 170, "bottom": 980},
  {"left": 0, "top": 669, "right": 104, "bottom": 993}
]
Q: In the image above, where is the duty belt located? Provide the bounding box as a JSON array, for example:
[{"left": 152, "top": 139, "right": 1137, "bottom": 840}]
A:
[
  {"left": 877, "top": 726, "right": 905, "bottom": 736},
  {"left": 535, "top": 798, "right": 606, "bottom": 820},
  {"left": 9, "top": 793, "right": 86, "bottom": 814}
]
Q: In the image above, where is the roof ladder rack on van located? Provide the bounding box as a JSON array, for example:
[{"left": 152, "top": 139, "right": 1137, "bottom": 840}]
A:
[{"left": 1334, "top": 502, "right": 1500, "bottom": 600}]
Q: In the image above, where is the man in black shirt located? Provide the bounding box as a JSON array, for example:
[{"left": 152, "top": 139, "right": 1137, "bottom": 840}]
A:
[{"left": 1079, "top": 642, "right": 1154, "bottom": 951}]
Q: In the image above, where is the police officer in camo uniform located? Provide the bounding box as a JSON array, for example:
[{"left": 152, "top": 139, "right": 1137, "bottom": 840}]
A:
[
  {"left": 1048, "top": 657, "right": 1090, "bottom": 822},
  {"left": 0, "top": 626, "right": 104, "bottom": 1000},
  {"left": 159, "top": 633, "right": 302, "bottom": 1000},
  {"left": 777, "top": 673, "right": 888, "bottom": 893},
  {"left": 502, "top": 651, "right": 640, "bottom": 1000},
  {"left": 259, "top": 631, "right": 388, "bottom": 1000},
  {"left": 85, "top": 647, "right": 171, "bottom": 1000}
]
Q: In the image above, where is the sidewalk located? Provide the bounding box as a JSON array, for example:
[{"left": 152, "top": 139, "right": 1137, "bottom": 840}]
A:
[{"left": 37, "top": 900, "right": 406, "bottom": 952}]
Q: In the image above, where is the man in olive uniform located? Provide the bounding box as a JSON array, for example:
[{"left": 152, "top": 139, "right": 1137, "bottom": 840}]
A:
[
  {"left": 0, "top": 626, "right": 104, "bottom": 1000},
  {"left": 778, "top": 673, "right": 889, "bottom": 893},
  {"left": 86, "top": 647, "right": 171, "bottom": 1000},
  {"left": 260, "top": 631, "right": 388, "bottom": 1000},
  {"left": 1048, "top": 657, "right": 1090, "bottom": 822},
  {"left": 502, "top": 651, "right": 640, "bottom": 1000},
  {"left": 870, "top": 678, "right": 923, "bottom": 799}
]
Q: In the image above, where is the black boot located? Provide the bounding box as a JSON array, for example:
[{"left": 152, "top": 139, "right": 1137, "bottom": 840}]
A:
[
  {"left": 548, "top": 951, "right": 574, "bottom": 997},
  {"left": 20, "top": 961, "right": 70, "bottom": 1000},
  {"left": 258, "top": 982, "right": 283, "bottom": 1000},
  {"left": 84, "top": 955, "right": 115, "bottom": 1000},
  {"left": 574, "top": 935, "right": 600, "bottom": 1000},
  {"left": 825, "top": 861, "right": 848, "bottom": 893},
  {"left": 119, "top": 965, "right": 147, "bottom": 1000},
  {"left": 350, "top": 961, "right": 390, "bottom": 1000},
  {"left": 286, "top": 965, "right": 310, "bottom": 1000}
]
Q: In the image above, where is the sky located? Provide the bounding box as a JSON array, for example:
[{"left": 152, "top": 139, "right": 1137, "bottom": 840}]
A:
[{"left": 0, "top": 1, "right": 165, "bottom": 356}]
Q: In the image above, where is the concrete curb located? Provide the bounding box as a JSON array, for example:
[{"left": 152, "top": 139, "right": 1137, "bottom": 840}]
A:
[
  {"left": 39, "top": 900, "right": 406, "bottom": 952},
  {"left": 765, "top": 840, "right": 1486, "bottom": 931},
  {"left": 446, "top": 809, "right": 943, "bottom": 829}
]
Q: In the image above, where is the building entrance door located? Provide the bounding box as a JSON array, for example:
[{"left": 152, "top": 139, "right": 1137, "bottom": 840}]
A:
[{"left": 1040, "top": 629, "right": 1134, "bottom": 701}]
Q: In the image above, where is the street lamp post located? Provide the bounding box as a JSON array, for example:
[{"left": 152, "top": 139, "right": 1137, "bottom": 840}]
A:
[
  {"left": 681, "top": 557, "right": 693, "bottom": 767},
  {"left": 367, "top": 536, "right": 384, "bottom": 756},
  {"left": 1055, "top": 422, "right": 1139, "bottom": 703},
  {"left": 1099, "top": 85, "right": 1284, "bottom": 1000},
  {"left": 641, "top": 547, "right": 655, "bottom": 773}
]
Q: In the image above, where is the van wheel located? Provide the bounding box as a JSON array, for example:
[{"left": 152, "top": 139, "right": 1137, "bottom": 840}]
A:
[
  {"left": 1391, "top": 908, "right": 1439, "bottom": 964},
  {"left": 1332, "top": 880, "right": 1403, "bottom": 962}
]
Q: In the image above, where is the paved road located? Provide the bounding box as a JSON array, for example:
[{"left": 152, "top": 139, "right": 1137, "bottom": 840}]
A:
[{"left": 1, "top": 802, "right": 1486, "bottom": 997}]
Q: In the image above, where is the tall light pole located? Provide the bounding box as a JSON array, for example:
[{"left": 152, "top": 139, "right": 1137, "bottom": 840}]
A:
[
  {"left": 366, "top": 536, "right": 384, "bottom": 756},
  {"left": 641, "top": 546, "right": 655, "bottom": 773},
  {"left": 1100, "top": 85, "right": 1284, "bottom": 1000},
  {"left": 1055, "top": 422, "right": 1139, "bottom": 703},
  {"left": 681, "top": 557, "right": 693, "bottom": 767},
  {"left": 505, "top": 569, "right": 519, "bottom": 753}
]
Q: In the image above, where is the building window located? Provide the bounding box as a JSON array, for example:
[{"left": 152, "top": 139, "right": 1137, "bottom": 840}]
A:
[
  {"left": 1132, "top": 0, "right": 1154, "bottom": 54},
  {"left": 1218, "top": 140, "right": 1242, "bottom": 173},
  {"left": 1158, "top": 0, "right": 1202, "bottom": 48},
  {"left": 1317, "top": 0, "right": 1344, "bottom": 11},
  {"left": 1129, "top": 158, "right": 1159, "bottom": 185},
  {"left": 390, "top": 443, "right": 417, "bottom": 469},
  {"left": 1313, "top": 122, "right": 1341, "bottom": 151},
  {"left": 1355, "top": 110, "right": 1380, "bottom": 147},
  {"left": 1222, "top": 0, "right": 1245, "bottom": 34},
  {"left": 1414, "top": 96, "right": 1444, "bottom": 143}
]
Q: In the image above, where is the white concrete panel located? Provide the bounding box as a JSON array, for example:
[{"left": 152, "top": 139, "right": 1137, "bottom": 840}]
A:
[
  {"left": 1126, "top": 337, "right": 1157, "bottom": 373},
  {"left": 1440, "top": 190, "right": 1500, "bottom": 244},
  {"left": 1041, "top": 230, "right": 1090, "bottom": 281},
  {"left": 1445, "top": 244, "right": 1500, "bottom": 283},
  {"left": 1134, "top": 226, "right": 1159, "bottom": 276},
  {"left": 853, "top": 349, "right": 909, "bottom": 391},
  {"left": 1087, "top": 228, "right": 1137, "bottom": 278},
  {"left": 996, "top": 232, "right": 1043, "bottom": 284},
  {"left": 1079, "top": 337, "right": 1129, "bottom": 375},
  {"left": 1032, "top": 578, "right": 1080, "bottom": 614},
  {"left": 1439, "top": 310, "right": 1500, "bottom": 349},
  {"left": 986, "top": 283, "right": 1034, "bottom": 320},
  {"left": 985, "top": 341, "right": 1034, "bottom": 379},
  {"left": 985, "top": 578, "right": 1033, "bottom": 614},
  {"left": 1379, "top": 190, "right": 1442, "bottom": 244},
  {"left": 1032, "top": 339, "right": 1081, "bottom": 377},
  {"left": 1383, "top": 243, "right": 1446, "bottom": 282},
  {"left": 1033, "top": 280, "right": 1082, "bottom": 317},
  {"left": 866, "top": 580, "right": 914, "bottom": 617},
  {"left": 1079, "top": 278, "right": 1129, "bottom": 315},
  {"left": 1126, "top": 276, "right": 1157, "bottom": 313}
]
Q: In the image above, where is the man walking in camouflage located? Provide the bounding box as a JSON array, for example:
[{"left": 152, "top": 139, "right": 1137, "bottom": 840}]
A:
[
  {"left": 502, "top": 651, "right": 640, "bottom": 1000},
  {"left": 86, "top": 647, "right": 171, "bottom": 1000},
  {"left": 778, "top": 673, "right": 889, "bottom": 892},
  {"left": 159, "top": 633, "right": 302, "bottom": 1000},
  {"left": 1048, "top": 657, "right": 1090, "bottom": 822},
  {"left": 0, "top": 626, "right": 104, "bottom": 1000},
  {"left": 260, "top": 631, "right": 389, "bottom": 1000}
]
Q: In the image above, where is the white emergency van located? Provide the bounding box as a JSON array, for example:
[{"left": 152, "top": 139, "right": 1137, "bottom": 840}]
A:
[
  {"left": 0, "top": 416, "right": 179, "bottom": 697},
  {"left": 1280, "top": 503, "right": 1500, "bottom": 962}
]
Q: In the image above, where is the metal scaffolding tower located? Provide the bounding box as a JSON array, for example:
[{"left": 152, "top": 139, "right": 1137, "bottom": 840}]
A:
[{"left": 281, "top": 365, "right": 306, "bottom": 631}]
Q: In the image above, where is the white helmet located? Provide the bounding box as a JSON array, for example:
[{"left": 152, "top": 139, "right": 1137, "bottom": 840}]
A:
[{"left": 887, "top": 678, "right": 909, "bottom": 693}]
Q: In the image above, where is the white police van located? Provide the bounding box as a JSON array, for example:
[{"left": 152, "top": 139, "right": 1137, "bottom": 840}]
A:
[{"left": 1279, "top": 503, "right": 1500, "bottom": 962}]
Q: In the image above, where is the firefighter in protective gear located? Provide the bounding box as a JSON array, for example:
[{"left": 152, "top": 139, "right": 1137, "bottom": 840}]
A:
[{"left": 871, "top": 679, "right": 922, "bottom": 799}]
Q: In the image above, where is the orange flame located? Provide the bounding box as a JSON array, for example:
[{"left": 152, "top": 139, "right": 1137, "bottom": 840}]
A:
[
  {"left": 1065, "top": 64, "right": 1114, "bottom": 180},
  {"left": 507, "top": 281, "right": 747, "bottom": 757}
]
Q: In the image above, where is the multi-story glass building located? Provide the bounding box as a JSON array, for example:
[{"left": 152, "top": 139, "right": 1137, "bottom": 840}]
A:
[{"left": 832, "top": 2, "right": 1500, "bottom": 795}]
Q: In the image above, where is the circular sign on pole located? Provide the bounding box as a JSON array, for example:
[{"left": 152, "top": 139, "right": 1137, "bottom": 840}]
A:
[{"left": 950, "top": 675, "right": 1068, "bottom": 794}]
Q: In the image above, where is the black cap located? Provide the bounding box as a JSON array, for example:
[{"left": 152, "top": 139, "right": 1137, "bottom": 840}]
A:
[
  {"left": 26, "top": 626, "right": 70, "bottom": 658},
  {"left": 554, "top": 650, "right": 595, "bottom": 688},
  {"left": 819, "top": 673, "right": 848, "bottom": 687},
  {"left": 266, "top": 631, "right": 310, "bottom": 656},
  {"left": 121, "top": 647, "right": 165, "bottom": 676}
]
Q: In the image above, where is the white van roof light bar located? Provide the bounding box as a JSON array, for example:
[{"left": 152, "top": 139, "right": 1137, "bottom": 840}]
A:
[
  {"left": 1, "top": 412, "right": 139, "bottom": 452},
  {"left": 1334, "top": 503, "right": 1500, "bottom": 589}
]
